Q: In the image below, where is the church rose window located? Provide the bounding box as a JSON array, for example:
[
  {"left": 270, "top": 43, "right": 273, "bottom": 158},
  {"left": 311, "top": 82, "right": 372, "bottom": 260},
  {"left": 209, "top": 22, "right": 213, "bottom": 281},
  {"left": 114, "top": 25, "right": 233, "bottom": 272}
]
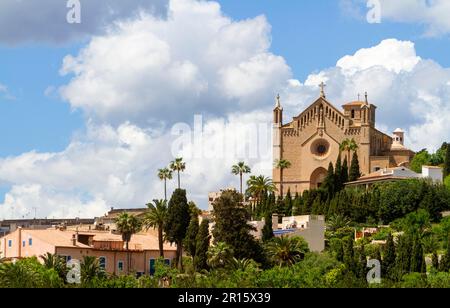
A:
[
  {"left": 317, "top": 144, "right": 327, "bottom": 155},
  {"left": 311, "top": 139, "right": 330, "bottom": 157}
]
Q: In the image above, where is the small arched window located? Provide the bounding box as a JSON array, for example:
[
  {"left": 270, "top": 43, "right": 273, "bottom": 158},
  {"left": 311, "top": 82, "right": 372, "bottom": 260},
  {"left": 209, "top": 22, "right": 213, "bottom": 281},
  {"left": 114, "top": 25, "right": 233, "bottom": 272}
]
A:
[{"left": 351, "top": 110, "right": 355, "bottom": 119}]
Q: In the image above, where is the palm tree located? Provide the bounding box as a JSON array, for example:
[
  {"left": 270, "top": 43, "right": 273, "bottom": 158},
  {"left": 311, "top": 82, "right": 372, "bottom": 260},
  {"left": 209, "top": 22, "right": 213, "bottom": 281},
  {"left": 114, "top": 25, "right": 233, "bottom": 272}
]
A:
[
  {"left": 227, "top": 258, "right": 259, "bottom": 271},
  {"left": 274, "top": 159, "right": 292, "bottom": 198},
  {"left": 41, "top": 252, "right": 67, "bottom": 279},
  {"left": 266, "top": 236, "right": 309, "bottom": 267},
  {"left": 80, "top": 256, "right": 105, "bottom": 285},
  {"left": 231, "top": 162, "right": 251, "bottom": 195},
  {"left": 142, "top": 199, "right": 168, "bottom": 258},
  {"left": 115, "top": 212, "right": 142, "bottom": 251},
  {"left": 115, "top": 213, "right": 142, "bottom": 274},
  {"left": 206, "top": 242, "right": 234, "bottom": 269},
  {"left": 339, "top": 138, "right": 358, "bottom": 163},
  {"left": 170, "top": 157, "right": 186, "bottom": 189},
  {"left": 246, "top": 175, "right": 277, "bottom": 203},
  {"left": 326, "top": 214, "right": 351, "bottom": 232},
  {"left": 158, "top": 168, "right": 173, "bottom": 201}
]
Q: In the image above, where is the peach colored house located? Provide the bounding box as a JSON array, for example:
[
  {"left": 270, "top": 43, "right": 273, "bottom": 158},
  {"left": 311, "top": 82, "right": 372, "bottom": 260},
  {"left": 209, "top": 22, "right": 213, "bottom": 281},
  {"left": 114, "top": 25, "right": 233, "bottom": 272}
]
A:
[{"left": 0, "top": 227, "right": 176, "bottom": 276}]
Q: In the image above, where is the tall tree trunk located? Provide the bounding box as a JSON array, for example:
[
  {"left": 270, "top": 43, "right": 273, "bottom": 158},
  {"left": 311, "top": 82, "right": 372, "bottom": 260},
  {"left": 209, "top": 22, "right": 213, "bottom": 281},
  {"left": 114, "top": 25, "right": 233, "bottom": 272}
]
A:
[
  {"left": 177, "top": 171, "right": 180, "bottom": 189},
  {"left": 164, "top": 179, "right": 167, "bottom": 201},
  {"left": 280, "top": 168, "right": 284, "bottom": 198},
  {"left": 158, "top": 226, "right": 164, "bottom": 258},
  {"left": 177, "top": 241, "right": 183, "bottom": 270},
  {"left": 240, "top": 173, "right": 243, "bottom": 195}
]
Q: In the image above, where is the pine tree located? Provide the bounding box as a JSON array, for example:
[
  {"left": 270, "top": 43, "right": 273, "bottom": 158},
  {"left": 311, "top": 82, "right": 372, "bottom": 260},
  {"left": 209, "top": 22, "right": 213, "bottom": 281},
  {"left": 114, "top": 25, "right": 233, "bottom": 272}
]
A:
[
  {"left": 335, "top": 153, "right": 343, "bottom": 191},
  {"left": 165, "top": 189, "right": 191, "bottom": 269},
  {"left": 262, "top": 211, "right": 274, "bottom": 242},
  {"left": 212, "top": 190, "right": 264, "bottom": 262},
  {"left": 383, "top": 233, "right": 396, "bottom": 279},
  {"left": 444, "top": 144, "right": 450, "bottom": 177},
  {"left": 349, "top": 152, "right": 361, "bottom": 182},
  {"left": 194, "top": 219, "right": 211, "bottom": 271},
  {"left": 184, "top": 214, "right": 199, "bottom": 258},
  {"left": 341, "top": 156, "right": 349, "bottom": 185}
]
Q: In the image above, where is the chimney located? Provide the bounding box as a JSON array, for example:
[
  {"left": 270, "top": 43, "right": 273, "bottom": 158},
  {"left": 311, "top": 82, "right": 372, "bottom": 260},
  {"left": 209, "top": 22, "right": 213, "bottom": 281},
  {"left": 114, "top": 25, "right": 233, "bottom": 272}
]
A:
[{"left": 72, "top": 234, "right": 77, "bottom": 246}]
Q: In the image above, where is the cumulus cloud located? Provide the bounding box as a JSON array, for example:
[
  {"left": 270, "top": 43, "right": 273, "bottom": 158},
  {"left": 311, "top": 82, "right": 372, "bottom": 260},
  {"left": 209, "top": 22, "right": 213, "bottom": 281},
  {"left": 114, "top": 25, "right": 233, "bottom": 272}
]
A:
[
  {"left": 342, "top": 0, "right": 450, "bottom": 36},
  {"left": 2, "top": 1, "right": 450, "bottom": 218},
  {"left": 0, "top": 0, "right": 168, "bottom": 44},
  {"left": 0, "top": 112, "right": 272, "bottom": 218},
  {"left": 280, "top": 39, "right": 450, "bottom": 151},
  {"left": 59, "top": 0, "right": 291, "bottom": 125}
]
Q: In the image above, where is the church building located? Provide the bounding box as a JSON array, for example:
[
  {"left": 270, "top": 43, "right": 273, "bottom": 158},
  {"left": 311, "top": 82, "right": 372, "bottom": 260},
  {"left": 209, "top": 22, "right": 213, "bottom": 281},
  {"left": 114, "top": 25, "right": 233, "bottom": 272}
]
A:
[{"left": 272, "top": 84, "right": 415, "bottom": 196}]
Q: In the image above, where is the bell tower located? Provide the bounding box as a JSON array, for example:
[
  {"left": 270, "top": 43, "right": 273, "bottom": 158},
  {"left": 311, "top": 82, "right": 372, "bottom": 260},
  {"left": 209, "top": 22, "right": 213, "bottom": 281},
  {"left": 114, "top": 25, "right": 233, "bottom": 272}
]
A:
[{"left": 273, "top": 94, "right": 283, "bottom": 162}]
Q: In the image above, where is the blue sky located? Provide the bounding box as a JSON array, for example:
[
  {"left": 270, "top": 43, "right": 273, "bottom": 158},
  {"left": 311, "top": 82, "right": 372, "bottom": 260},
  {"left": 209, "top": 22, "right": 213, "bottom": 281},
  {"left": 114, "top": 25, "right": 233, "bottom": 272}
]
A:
[
  {"left": 1, "top": 0, "right": 449, "bottom": 157},
  {"left": 0, "top": 0, "right": 449, "bottom": 216}
]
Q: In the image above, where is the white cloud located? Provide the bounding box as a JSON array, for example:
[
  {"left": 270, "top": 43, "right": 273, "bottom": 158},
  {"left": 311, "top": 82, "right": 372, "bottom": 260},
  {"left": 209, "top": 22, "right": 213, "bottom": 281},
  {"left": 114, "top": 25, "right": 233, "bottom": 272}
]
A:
[
  {"left": 0, "top": 83, "right": 16, "bottom": 101},
  {"left": 281, "top": 39, "right": 450, "bottom": 151},
  {"left": 59, "top": 0, "right": 291, "bottom": 125},
  {"left": 2, "top": 2, "right": 450, "bottom": 219},
  {"left": 336, "top": 39, "right": 421, "bottom": 74},
  {"left": 0, "top": 0, "right": 168, "bottom": 44},
  {"left": 342, "top": 0, "right": 450, "bottom": 36},
  {"left": 0, "top": 112, "right": 272, "bottom": 218}
]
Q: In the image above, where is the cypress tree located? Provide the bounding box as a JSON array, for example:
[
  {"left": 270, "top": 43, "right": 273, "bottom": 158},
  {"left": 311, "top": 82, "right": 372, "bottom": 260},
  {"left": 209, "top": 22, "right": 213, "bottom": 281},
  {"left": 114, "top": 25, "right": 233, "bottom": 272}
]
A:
[
  {"left": 262, "top": 211, "right": 274, "bottom": 242},
  {"left": 323, "top": 162, "right": 336, "bottom": 198},
  {"left": 311, "top": 196, "right": 322, "bottom": 215},
  {"left": 383, "top": 233, "right": 396, "bottom": 279},
  {"left": 439, "top": 235, "right": 450, "bottom": 272},
  {"left": 341, "top": 157, "right": 349, "bottom": 186},
  {"left": 445, "top": 144, "right": 450, "bottom": 177},
  {"left": 349, "top": 152, "right": 361, "bottom": 182},
  {"left": 194, "top": 219, "right": 210, "bottom": 271},
  {"left": 165, "top": 189, "right": 191, "bottom": 269},
  {"left": 335, "top": 239, "right": 344, "bottom": 262},
  {"left": 184, "top": 214, "right": 199, "bottom": 258},
  {"left": 432, "top": 252, "right": 440, "bottom": 270},
  {"left": 395, "top": 234, "right": 412, "bottom": 279},
  {"left": 343, "top": 237, "right": 356, "bottom": 273},
  {"left": 357, "top": 245, "right": 367, "bottom": 279},
  {"left": 335, "top": 153, "right": 343, "bottom": 191},
  {"left": 410, "top": 233, "right": 425, "bottom": 273},
  {"left": 284, "top": 189, "right": 293, "bottom": 216}
]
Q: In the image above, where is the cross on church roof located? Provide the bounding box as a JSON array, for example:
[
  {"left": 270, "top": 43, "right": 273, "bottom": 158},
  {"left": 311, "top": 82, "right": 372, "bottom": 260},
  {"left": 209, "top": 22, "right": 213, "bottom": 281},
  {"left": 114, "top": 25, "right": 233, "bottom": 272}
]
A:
[{"left": 319, "top": 82, "right": 326, "bottom": 98}]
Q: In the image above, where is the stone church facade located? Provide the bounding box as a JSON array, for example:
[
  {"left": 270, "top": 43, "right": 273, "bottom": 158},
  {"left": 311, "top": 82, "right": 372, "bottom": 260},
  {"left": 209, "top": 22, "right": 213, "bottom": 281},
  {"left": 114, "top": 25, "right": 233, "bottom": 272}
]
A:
[{"left": 272, "top": 88, "right": 415, "bottom": 196}]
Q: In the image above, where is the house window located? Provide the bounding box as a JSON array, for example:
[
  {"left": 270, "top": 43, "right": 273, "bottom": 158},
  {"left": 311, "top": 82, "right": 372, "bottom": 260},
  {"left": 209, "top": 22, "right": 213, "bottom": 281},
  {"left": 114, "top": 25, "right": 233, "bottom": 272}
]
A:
[
  {"left": 118, "top": 261, "right": 124, "bottom": 272},
  {"left": 22, "top": 241, "right": 25, "bottom": 247},
  {"left": 28, "top": 238, "right": 32, "bottom": 246},
  {"left": 374, "top": 167, "right": 381, "bottom": 172},
  {"left": 61, "top": 255, "right": 72, "bottom": 263},
  {"left": 164, "top": 259, "right": 170, "bottom": 266},
  {"left": 99, "top": 257, "right": 106, "bottom": 269},
  {"left": 149, "top": 259, "right": 156, "bottom": 275},
  {"left": 8, "top": 240, "right": 12, "bottom": 247}
]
